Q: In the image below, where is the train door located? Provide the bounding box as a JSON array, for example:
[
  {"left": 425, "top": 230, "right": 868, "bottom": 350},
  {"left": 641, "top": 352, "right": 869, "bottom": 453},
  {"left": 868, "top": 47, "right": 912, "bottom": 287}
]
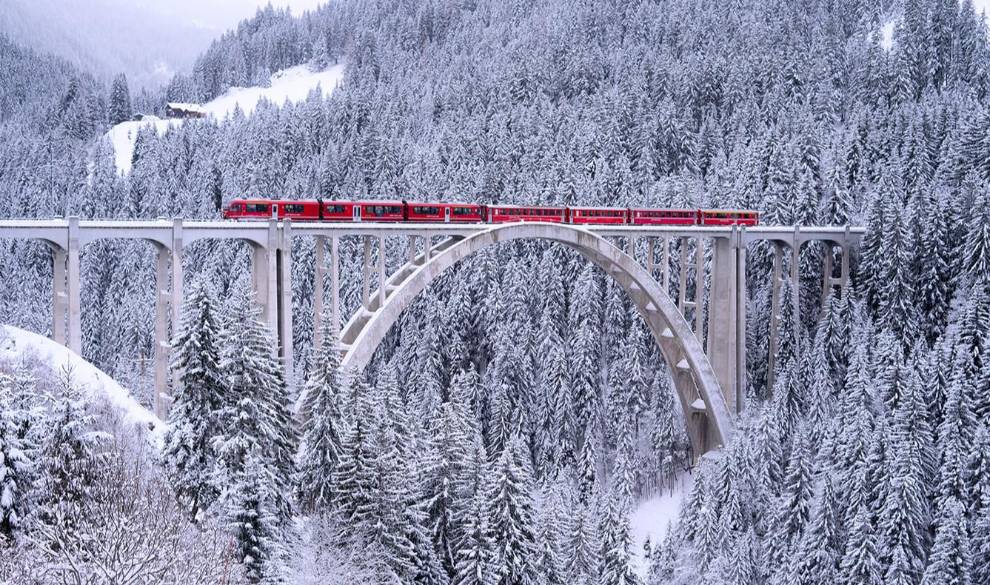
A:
[
  {"left": 444, "top": 207, "right": 451, "bottom": 223},
  {"left": 271, "top": 204, "right": 279, "bottom": 220},
  {"left": 353, "top": 205, "right": 361, "bottom": 222}
]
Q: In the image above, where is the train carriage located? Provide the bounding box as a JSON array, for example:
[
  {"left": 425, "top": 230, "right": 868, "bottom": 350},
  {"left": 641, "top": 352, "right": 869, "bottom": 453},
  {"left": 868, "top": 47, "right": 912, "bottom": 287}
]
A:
[
  {"left": 405, "top": 202, "right": 486, "bottom": 223},
  {"left": 629, "top": 208, "right": 699, "bottom": 226},
  {"left": 486, "top": 205, "right": 567, "bottom": 223},
  {"left": 569, "top": 207, "right": 628, "bottom": 225},
  {"left": 699, "top": 209, "right": 760, "bottom": 226}
]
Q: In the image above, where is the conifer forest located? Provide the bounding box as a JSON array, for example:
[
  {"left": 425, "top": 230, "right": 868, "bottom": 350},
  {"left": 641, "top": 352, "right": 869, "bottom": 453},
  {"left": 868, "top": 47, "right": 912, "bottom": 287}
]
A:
[{"left": 1, "top": 0, "right": 990, "bottom": 583}]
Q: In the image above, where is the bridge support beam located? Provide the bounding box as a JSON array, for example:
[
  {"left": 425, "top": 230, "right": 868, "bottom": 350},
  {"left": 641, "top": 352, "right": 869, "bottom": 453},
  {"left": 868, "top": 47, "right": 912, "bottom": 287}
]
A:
[
  {"left": 313, "top": 236, "right": 325, "bottom": 349},
  {"left": 707, "top": 232, "right": 747, "bottom": 415},
  {"left": 277, "top": 222, "right": 294, "bottom": 385},
  {"left": 67, "top": 217, "right": 81, "bottom": 355},
  {"left": 153, "top": 245, "right": 170, "bottom": 419},
  {"left": 51, "top": 246, "right": 66, "bottom": 346}
]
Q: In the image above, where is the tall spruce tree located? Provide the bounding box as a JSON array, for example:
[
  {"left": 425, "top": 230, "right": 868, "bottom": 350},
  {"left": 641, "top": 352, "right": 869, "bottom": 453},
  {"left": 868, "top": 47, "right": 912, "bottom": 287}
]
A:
[
  {"left": 162, "top": 279, "right": 225, "bottom": 518},
  {"left": 296, "top": 317, "right": 345, "bottom": 513}
]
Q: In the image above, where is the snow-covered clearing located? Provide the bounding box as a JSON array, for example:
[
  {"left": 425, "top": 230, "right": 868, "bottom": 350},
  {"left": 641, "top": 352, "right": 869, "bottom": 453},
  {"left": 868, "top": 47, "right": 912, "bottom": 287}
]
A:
[
  {"left": 107, "top": 61, "right": 346, "bottom": 173},
  {"left": 629, "top": 474, "right": 692, "bottom": 577},
  {"left": 0, "top": 324, "right": 163, "bottom": 444}
]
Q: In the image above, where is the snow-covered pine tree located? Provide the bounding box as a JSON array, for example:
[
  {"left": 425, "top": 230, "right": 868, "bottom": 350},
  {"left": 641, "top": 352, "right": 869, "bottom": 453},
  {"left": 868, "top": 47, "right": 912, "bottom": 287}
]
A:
[
  {"left": 920, "top": 497, "right": 973, "bottom": 585},
  {"left": 486, "top": 435, "right": 539, "bottom": 585},
  {"left": 30, "top": 372, "right": 102, "bottom": 534},
  {"left": 296, "top": 316, "right": 345, "bottom": 513},
  {"left": 597, "top": 491, "right": 639, "bottom": 585},
  {"left": 793, "top": 474, "right": 841, "bottom": 585},
  {"left": 228, "top": 451, "right": 283, "bottom": 584},
  {"left": 162, "top": 278, "right": 225, "bottom": 518},
  {"left": 215, "top": 288, "right": 297, "bottom": 522},
  {"left": 108, "top": 73, "right": 132, "bottom": 126},
  {"left": 0, "top": 373, "right": 29, "bottom": 536},
  {"left": 963, "top": 191, "right": 990, "bottom": 284},
  {"left": 839, "top": 500, "right": 882, "bottom": 585},
  {"left": 453, "top": 433, "right": 492, "bottom": 585}
]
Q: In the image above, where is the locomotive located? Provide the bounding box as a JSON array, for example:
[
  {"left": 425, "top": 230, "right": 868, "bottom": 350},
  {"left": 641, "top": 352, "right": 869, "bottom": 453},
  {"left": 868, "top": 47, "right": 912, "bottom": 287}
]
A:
[{"left": 222, "top": 198, "right": 760, "bottom": 226}]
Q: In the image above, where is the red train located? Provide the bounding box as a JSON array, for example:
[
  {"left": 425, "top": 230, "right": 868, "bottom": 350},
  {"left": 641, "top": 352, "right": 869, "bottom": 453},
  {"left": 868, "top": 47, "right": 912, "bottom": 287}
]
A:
[{"left": 222, "top": 198, "right": 759, "bottom": 226}]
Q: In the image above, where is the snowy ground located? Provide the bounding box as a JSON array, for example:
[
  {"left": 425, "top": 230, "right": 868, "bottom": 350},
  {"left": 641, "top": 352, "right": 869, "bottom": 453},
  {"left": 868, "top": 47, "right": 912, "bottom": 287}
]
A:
[
  {"left": 0, "top": 324, "right": 164, "bottom": 444},
  {"left": 629, "top": 473, "right": 692, "bottom": 577},
  {"left": 107, "top": 61, "right": 346, "bottom": 173}
]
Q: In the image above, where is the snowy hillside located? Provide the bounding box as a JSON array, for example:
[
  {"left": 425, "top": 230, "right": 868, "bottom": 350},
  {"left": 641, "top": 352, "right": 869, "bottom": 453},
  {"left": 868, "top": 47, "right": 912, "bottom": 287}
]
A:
[
  {"left": 107, "top": 62, "right": 346, "bottom": 173},
  {"left": 0, "top": 324, "right": 163, "bottom": 442}
]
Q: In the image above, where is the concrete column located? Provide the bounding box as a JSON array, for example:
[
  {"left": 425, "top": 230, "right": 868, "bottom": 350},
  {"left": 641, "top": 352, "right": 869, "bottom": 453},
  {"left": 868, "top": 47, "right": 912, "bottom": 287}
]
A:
[
  {"left": 661, "top": 236, "right": 670, "bottom": 292},
  {"left": 736, "top": 234, "right": 748, "bottom": 413},
  {"left": 790, "top": 236, "right": 801, "bottom": 356},
  {"left": 330, "top": 236, "right": 340, "bottom": 336},
  {"left": 822, "top": 243, "right": 834, "bottom": 303},
  {"left": 840, "top": 241, "right": 850, "bottom": 293},
  {"left": 678, "top": 237, "right": 688, "bottom": 312},
  {"left": 153, "top": 244, "right": 170, "bottom": 419},
  {"left": 265, "top": 222, "right": 278, "bottom": 339},
  {"left": 67, "top": 217, "right": 81, "bottom": 355},
  {"left": 252, "top": 245, "right": 269, "bottom": 320},
  {"left": 767, "top": 242, "right": 783, "bottom": 390},
  {"left": 425, "top": 233, "right": 433, "bottom": 261},
  {"left": 277, "top": 221, "right": 293, "bottom": 383},
  {"left": 378, "top": 235, "right": 386, "bottom": 308},
  {"left": 171, "top": 220, "right": 184, "bottom": 339},
  {"left": 362, "top": 236, "right": 371, "bottom": 309},
  {"left": 52, "top": 246, "right": 66, "bottom": 346},
  {"left": 694, "top": 237, "right": 705, "bottom": 336},
  {"left": 407, "top": 235, "right": 417, "bottom": 264},
  {"left": 313, "top": 236, "right": 326, "bottom": 350},
  {"left": 647, "top": 238, "right": 656, "bottom": 276},
  {"left": 707, "top": 234, "right": 737, "bottom": 414}
]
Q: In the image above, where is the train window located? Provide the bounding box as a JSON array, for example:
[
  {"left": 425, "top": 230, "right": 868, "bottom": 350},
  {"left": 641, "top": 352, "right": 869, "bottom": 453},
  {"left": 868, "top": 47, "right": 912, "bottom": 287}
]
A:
[
  {"left": 246, "top": 204, "right": 269, "bottom": 213},
  {"left": 453, "top": 207, "right": 474, "bottom": 215},
  {"left": 284, "top": 204, "right": 305, "bottom": 214},
  {"left": 326, "top": 204, "right": 346, "bottom": 214},
  {"left": 414, "top": 206, "right": 440, "bottom": 215},
  {"left": 230, "top": 204, "right": 242, "bottom": 212}
]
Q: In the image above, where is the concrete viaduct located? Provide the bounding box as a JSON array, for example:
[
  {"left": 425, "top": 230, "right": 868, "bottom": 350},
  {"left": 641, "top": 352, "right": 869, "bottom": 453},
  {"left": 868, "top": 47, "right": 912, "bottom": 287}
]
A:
[{"left": 0, "top": 218, "right": 863, "bottom": 455}]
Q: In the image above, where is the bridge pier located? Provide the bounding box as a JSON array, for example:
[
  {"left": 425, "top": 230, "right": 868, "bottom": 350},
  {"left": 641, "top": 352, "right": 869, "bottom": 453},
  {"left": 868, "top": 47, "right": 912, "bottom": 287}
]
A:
[
  {"left": 51, "top": 245, "right": 67, "bottom": 346},
  {"left": 707, "top": 232, "right": 745, "bottom": 414},
  {"left": 277, "top": 221, "right": 293, "bottom": 385},
  {"left": 67, "top": 217, "right": 82, "bottom": 355}
]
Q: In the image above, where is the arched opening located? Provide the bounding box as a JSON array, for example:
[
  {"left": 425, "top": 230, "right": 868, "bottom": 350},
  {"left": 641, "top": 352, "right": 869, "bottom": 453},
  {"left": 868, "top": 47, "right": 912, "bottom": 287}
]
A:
[{"left": 337, "top": 223, "right": 734, "bottom": 456}]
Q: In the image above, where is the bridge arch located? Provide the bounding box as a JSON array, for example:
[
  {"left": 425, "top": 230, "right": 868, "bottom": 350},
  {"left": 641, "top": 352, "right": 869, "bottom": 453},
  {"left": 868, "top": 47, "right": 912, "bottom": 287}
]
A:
[{"left": 339, "top": 223, "right": 735, "bottom": 455}]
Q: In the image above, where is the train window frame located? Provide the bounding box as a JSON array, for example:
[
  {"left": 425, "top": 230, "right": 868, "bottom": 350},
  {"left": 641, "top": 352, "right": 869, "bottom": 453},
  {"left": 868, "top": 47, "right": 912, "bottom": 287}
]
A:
[
  {"left": 413, "top": 206, "right": 440, "bottom": 215},
  {"left": 325, "top": 204, "right": 346, "bottom": 214},
  {"left": 246, "top": 203, "right": 269, "bottom": 213},
  {"left": 284, "top": 204, "right": 305, "bottom": 214}
]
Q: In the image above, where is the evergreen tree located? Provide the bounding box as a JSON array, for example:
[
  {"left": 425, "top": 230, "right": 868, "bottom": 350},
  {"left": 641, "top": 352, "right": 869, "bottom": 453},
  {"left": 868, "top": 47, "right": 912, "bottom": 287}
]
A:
[
  {"left": 108, "top": 73, "right": 132, "bottom": 126},
  {"left": 964, "top": 191, "right": 990, "bottom": 285},
  {"left": 486, "top": 436, "right": 539, "bottom": 585},
  {"left": 0, "top": 374, "right": 29, "bottom": 536},
  {"left": 598, "top": 493, "right": 639, "bottom": 585},
  {"left": 162, "top": 279, "right": 225, "bottom": 518},
  {"left": 921, "top": 497, "right": 973, "bottom": 585},
  {"left": 296, "top": 317, "right": 345, "bottom": 513},
  {"left": 839, "top": 501, "right": 881, "bottom": 585},
  {"left": 215, "top": 289, "right": 297, "bottom": 522},
  {"left": 229, "top": 452, "right": 283, "bottom": 584}
]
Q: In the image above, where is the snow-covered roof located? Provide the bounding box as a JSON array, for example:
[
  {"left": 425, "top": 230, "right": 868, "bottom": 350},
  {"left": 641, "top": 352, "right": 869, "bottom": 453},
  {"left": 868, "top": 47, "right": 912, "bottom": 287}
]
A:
[{"left": 166, "top": 102, "right": 207, "bottom": 114}]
